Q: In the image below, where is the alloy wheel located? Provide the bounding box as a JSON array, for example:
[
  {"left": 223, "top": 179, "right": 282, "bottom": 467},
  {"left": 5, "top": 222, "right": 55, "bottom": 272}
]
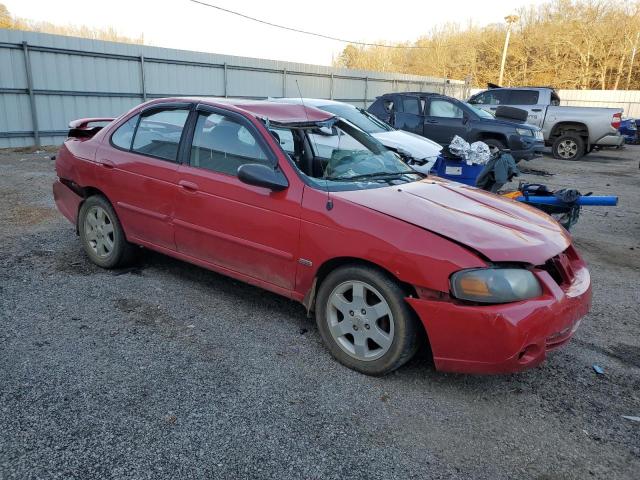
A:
[
  {"left": 83, "top": 205, "right": 115, "bottom": 258},
  {"left": 557, "top": 139, "right": 578, "bottom": 159},
  {"left": 326, "top": 280, "right": 395, "bottom": 361}
]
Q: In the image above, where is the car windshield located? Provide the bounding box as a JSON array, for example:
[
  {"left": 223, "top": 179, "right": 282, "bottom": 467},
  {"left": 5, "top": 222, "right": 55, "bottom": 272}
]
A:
[
  {"left": 317, "top": 104, "right": 392, "bottom": 134},
  {"left": 269, "top": 119, "right": 420, "bottom": 191},
  {"left": 466, "top": 103, "right": 495, "bottom": 119}
]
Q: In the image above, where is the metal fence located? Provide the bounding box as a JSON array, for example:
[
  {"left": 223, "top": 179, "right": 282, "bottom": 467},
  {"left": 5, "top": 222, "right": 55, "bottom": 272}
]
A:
[
  {"left": 0, "top": 29, "right": 470, "bottom": 148},
  {"left": 557, "top": 89, "right": 640, "bottom": 118}
]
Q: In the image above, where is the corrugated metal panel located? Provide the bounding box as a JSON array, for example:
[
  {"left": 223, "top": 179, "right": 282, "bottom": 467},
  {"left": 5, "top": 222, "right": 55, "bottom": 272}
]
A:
[{"left": 0, "top": 28, "right": 469, "bottom": 147}]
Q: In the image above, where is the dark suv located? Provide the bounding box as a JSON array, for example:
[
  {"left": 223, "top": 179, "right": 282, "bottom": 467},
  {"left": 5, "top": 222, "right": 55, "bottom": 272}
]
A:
[{"left": 368, "top": 92, "right": 544, "bottom": 161}]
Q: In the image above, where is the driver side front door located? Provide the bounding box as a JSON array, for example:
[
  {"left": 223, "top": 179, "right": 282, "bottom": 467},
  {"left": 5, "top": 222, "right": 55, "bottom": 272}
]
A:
[
  {"left": 423, "top": 98, "right": 468, "bottom": 145},
  {"left": 173, "top": 107, "right": 303, "bottom": 291}
]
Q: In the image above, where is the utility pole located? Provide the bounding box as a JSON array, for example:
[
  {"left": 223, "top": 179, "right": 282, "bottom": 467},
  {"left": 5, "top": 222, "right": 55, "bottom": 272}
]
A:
[
  {"left": 626, "top": 32, "right": 639, "bottom": 90},
  {"left": 498, "top": 15, "right": 519, "bottom": 86}
]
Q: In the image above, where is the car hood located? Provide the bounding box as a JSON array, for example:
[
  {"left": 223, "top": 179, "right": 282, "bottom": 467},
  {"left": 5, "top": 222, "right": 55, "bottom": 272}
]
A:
[
  {"left": 482, "top": 117, "right": 541, "bottom": 131},
  {"left": 372, "top": 130, "right": 442, "bottom": 159},
  {"left": 333, "top": 178, "right": 570, "bottom": 265}
]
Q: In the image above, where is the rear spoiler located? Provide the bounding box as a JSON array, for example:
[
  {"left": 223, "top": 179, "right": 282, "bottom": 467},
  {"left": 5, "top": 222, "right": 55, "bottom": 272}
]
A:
[{"left": 68, "top": 117, "right": 115, "bottom": 139}]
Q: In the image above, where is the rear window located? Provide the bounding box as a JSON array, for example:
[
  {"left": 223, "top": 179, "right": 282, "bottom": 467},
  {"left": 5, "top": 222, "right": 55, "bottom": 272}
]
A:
[
  {"left": 132, "top": 109, "right": 189, "bottom": 161},
  {"left": 510, "top": 90, "right": 540, "bottom": 105},
  {"left": 111, "top": 115, "right": 138, "bottom": 150}
]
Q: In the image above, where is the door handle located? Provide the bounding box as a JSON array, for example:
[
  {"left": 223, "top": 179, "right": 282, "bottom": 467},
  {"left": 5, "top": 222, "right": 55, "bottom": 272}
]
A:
[
  {"left": 100, "top": 159, "right": 115, "bottom": 169},
  {"left": 426, "top": 119, "right": 438, "bottom": 124},
  {"left": 532, "top": 108, "right": 542, "bottom": 112},
  {"left": 178, "top": 180, "right": 199, "bottom": 192},
  {"left": 489, "top": 107, "right": 497, "bottom": 110}
]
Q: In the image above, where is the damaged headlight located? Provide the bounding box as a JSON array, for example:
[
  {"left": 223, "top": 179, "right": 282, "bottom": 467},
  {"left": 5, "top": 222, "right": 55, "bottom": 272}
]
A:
[{"left": 450, "top": 268, "right": 542, "bottom": 304}]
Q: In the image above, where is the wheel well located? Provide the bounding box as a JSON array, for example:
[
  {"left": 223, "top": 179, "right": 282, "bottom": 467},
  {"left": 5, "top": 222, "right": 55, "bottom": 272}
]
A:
[
  {"left": 309, "top": 256, "right": 431, "bottom": 359},
  {"left": 550, "top": 122, "right": 589, "bottom": 141},
  {"left": 477, "top": 133, "right": 507, "bottom": 145},
  {"left": 68, "top": 184, "right": 111, "bottom": 233},
  {"left": 313, "top": 257, "right": 417, "bottom": 300}
]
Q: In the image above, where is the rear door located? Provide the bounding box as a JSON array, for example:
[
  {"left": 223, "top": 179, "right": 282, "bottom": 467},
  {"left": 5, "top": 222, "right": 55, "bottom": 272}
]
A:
[
  {"left": 423, "top": 97, "right": 467, "bottom": 144},
  {"left": 393, "top": 95, "right": 424, "bottom": 135},
  {"left": 507, "top": 89, "right": 544, "bottom": 127},
  {"left": 95, "top": 104, "right": 191, "bottom": 250},
  {"left": 173, "top": 106, "right": 302, "bottom": 291}
]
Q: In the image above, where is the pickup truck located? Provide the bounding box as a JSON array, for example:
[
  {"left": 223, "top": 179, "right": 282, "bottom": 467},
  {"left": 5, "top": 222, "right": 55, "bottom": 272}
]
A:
[
  {"left": 367, "top": 92, "right": 544, "bottom": 161},
  {"left": 468, "top": 87, "right": 624, "bottom": 160}
]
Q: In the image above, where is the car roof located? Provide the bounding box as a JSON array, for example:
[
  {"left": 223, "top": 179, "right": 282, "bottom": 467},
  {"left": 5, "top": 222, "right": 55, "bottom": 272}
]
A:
[
  {"left": 273, "top": 98, "right": 356, "bottom": 108},
  {"left": 383, "top": 92, "right": 445, "bottom": 97},
  {"left": 142, "top": 97, "right": 334, "bottom": 124}
]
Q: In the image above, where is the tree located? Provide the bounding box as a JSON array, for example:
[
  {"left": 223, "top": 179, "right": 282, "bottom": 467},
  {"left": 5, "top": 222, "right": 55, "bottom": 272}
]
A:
[{"left": 334, "top": 0, "right": 640, "bottom": 90}]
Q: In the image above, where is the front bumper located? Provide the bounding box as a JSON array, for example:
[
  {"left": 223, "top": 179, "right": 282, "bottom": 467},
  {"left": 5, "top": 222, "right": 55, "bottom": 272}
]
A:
[
  {"left": 509, "top": 137, "right": 545, "bottom": 160},
  {"left": 406, "top": 251, "right": 592, "bottom": 374}
]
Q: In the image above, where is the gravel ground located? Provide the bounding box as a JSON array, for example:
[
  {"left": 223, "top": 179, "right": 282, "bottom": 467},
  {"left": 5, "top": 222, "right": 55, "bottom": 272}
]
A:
[{"left": 1, "top": 145, "right": 638, "bottom": 480}]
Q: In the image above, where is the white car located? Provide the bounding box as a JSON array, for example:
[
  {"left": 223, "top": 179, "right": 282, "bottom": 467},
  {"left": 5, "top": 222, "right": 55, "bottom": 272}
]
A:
[{"left": 273, "top": 98, "right": 442, "bottom": 173}]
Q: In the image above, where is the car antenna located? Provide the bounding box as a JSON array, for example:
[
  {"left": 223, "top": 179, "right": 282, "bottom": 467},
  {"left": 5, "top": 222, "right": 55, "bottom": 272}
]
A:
[{"left": 295, "top": 79, "right": 333, "bottom": 211}]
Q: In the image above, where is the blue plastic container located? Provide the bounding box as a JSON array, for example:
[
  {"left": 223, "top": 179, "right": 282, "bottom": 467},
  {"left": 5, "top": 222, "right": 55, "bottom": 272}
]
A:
[{"left": 431, "top": 155, "right": 485, "bottom": 186}]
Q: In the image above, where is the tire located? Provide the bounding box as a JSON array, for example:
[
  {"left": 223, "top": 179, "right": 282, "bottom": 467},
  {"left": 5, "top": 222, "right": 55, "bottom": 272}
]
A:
[
  {"left": 482, "top": 138, "right": 507, "bottom": 155},
  {"left": 552, "top": 133, "right": 585, "bottom": 160},
  {"left": 315, "top": 265, "right": 420, "bottom": 376},
  {"left": 78, "top": 195, "right": 137, "bottom": 269}
]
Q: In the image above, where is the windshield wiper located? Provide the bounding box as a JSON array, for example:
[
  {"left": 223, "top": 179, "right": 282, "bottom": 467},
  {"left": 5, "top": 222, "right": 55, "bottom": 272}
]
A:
[{"left": 327, "top": 171, "right": 415, "bottom": 182}]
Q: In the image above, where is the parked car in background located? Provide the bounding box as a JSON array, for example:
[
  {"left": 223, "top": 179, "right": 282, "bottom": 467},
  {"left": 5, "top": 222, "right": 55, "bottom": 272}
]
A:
[
  {"left": 367, "top": 92, "right": 544, "bottom": 161},
  {"left": 619, "top": 117, "right": 639, "bottom": 144},
  {"left": 273, "top": 98, "right": 442, "bottom": 172},
  {"left": 53, "top": 97, "right": 591, "bottom": 376},
  {"left": 468, "top": 86, "right": 624, "bottom": 160}
]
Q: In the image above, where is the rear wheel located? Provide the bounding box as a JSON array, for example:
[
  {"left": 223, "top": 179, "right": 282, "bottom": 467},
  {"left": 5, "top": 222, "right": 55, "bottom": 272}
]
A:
[
  {"left": 315, "top": 265, "right": 419, "bottom": 376},
  {"left": 552, "top": 133, "right": 585, "bottom": 160},
  {"left": 78, "top": 195, "right": 136, "bottom": 269}
]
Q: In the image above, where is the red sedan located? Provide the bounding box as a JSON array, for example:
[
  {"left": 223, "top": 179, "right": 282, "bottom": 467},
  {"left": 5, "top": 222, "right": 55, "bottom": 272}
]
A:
[{"left": 53, "top": 98, "right": 591, "bottom": 376}]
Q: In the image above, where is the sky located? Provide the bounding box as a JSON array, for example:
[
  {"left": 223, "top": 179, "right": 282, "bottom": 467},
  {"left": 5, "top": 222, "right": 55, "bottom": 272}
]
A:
[{"left": 4, "top": 0, "right": 546, "bottom": 66}]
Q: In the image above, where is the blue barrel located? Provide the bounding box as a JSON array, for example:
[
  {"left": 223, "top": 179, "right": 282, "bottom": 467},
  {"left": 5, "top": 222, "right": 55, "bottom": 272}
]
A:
[
  {"left": 516, "top": 195, "right": 618, "bottom": 206},
  {"left": 431, "top": 155, "right": 485, "bottom": 186}
]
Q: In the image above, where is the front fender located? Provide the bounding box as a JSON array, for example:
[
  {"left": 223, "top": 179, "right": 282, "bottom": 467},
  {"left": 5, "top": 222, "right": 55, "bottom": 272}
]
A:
[{"left": 295, "top": 186, "right": 486, "bottom": 298}]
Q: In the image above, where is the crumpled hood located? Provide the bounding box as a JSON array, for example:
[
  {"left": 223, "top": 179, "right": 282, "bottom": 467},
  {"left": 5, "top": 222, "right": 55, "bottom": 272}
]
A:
[
  {"left": 333, "top": 178, "right": 570, "bottom": 265},
  {"left": 372, "top": 130, "right": 442, "bottom": 159}
]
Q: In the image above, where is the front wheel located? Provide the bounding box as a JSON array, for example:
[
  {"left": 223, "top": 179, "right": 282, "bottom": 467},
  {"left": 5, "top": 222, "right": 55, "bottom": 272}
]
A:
[
  {"left": 552, "top": 133, "right": 585, "bottom": 160},
  {"left": 315, "top": 265, "right": 419, "bottom": 376}
]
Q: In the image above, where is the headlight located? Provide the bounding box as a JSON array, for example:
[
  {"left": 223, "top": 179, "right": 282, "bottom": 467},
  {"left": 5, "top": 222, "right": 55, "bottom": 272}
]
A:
[
  {"left": 450, "top": 268, "right": 542, "bottom": 304},
  {"left": 516, "top": 128, "right": 534, "bottom": 137}
]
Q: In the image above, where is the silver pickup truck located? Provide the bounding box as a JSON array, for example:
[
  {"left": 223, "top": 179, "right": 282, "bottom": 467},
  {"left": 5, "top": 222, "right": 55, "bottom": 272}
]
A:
[{"left": 468, "top": 87, "right": 624, "bottom": 160}]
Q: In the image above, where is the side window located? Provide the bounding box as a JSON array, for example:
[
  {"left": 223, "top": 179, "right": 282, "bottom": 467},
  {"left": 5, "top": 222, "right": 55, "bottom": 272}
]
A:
[
  {"left": 383, "top": 99, "right": 394, "bottom": 113},
  {"left": 131, "top": 109, "right": 189, "bottom": 161},
  {"left": 473, "top": 90, "right": 509, "bottom": 105},
  {"left": 111, "top": 115, "right": 138, "bottom": 150},
  {"left": 269, "top": 127, "right": 295, "bottom": 155},
  {"left": 368, "top": 98, "right": 386, "bottom": 116},
  {"left": 510, "top": 90, "right": 540, "bottom": 105},
  {"left": 401, "top": 96, "right": 421, "bottom": 115},
  {"left": 428, "top": 100, "right": 464, "bottom": 119},
  {"left": 190, "top": 112, "right": 270, "bottom": 176}
]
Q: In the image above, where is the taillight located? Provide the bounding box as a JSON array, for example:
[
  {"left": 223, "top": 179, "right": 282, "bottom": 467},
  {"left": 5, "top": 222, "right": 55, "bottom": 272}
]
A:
[{"left": 611, "top": 112, "right": 622, "bottom": 129}]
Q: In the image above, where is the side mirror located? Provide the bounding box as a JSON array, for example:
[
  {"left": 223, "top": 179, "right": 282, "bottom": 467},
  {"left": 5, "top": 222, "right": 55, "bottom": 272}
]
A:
[
  {"left": 462, "top": 113, "right": 469, "bottom": 125},
  {"left": 237, "top": 163, "right": 288, "bottom": 191}
]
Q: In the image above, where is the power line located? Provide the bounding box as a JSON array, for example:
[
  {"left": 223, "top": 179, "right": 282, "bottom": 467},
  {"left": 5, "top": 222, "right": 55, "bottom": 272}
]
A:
[{"left": 188, "top": 0, "right": 431, "bottom": 49}]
